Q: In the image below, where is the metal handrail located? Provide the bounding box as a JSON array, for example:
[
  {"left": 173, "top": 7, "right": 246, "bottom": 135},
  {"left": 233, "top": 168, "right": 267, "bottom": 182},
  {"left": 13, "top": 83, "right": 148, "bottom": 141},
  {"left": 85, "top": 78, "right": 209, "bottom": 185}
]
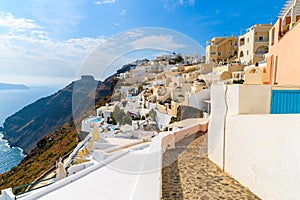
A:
[{"left": 12, "top": 177, "right": 54, "bottom": 196}]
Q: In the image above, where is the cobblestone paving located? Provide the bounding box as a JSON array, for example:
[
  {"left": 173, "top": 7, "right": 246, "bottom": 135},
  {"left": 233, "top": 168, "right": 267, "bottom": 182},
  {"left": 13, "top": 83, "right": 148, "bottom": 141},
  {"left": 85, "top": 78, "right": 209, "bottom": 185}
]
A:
[{"left": 162, "top": 133, "right": 260, "bottom": 200}]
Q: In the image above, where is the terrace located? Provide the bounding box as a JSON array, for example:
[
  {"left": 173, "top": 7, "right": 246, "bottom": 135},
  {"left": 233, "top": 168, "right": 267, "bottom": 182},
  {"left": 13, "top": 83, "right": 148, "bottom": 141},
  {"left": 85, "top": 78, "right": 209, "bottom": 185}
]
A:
[{"left": 278, "top": 0, "right": 300, "bottom": 39}]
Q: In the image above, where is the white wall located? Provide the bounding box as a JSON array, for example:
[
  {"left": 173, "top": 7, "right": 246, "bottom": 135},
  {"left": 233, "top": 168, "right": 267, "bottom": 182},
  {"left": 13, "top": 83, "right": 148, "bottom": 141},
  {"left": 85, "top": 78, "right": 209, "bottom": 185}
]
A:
[
  {"left": 224, "top": 84, "right": 272, "bottom": 115},
  {"left": 155, "top": 110, "right": 171, "bottom": 130},
  {"left": 208, "top": 85, "right": 226, "bottom": 168},
  {"left": 239, "top": 85, "right": 272, "bottom": 114},
  {"left": 209, "top": 84, "right": 300, "bottom": 199},
  {"left": 82, "top": 120, "right": 93, "bottom": 133},
  {"left": 225, "top": 114, "right": 300, "bottom": 200},
  {"left": 188, "top": 89, "right": 210, "bottom": 111}
]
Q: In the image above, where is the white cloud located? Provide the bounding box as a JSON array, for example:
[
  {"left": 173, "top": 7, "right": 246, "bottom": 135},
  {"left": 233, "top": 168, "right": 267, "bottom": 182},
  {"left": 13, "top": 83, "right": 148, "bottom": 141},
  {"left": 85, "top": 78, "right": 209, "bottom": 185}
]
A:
[
  {"left": 0, "top": 11, "right": 41, "bottom": 32},
  {"left": 0, "top": 12, "right": 107, "bottom": 86},
  {"left": 130, "top": 35, "right": 186, "bottom": 51},
  {"left": 30, "top": 0, "right": 85, "bottom": 36},
  {"left": 72, "top": 28, "right": 204, "bottom": 81},
  {"left": 122, "top": 30, "right": 144, "bottom": 39},
  {"left": 120, "top": 9, "right": 126, "bottom": 15},
  {"left": 94, "top": 0, "right": 116, "bottom": 5}
]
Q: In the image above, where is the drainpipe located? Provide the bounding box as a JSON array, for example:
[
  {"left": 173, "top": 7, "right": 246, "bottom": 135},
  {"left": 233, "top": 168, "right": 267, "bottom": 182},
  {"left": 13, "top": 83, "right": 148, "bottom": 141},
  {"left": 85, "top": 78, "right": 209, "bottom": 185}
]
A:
[{"left": 223, "top": 84, "right": 229, "bottom": 171}]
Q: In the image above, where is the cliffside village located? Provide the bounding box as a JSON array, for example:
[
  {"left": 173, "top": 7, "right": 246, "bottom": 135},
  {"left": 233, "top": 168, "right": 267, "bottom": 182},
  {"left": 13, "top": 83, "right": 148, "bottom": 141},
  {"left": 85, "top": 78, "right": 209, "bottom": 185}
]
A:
[{"left": 2, "top": 0, "right": 300, "bottom": 199}]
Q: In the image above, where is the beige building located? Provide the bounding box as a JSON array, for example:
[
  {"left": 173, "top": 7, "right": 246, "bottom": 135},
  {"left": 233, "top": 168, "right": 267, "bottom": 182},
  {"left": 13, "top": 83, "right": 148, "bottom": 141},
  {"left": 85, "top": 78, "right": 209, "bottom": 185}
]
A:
[
  {"left": 238, "top": 24, "right": 272, "bottom": 65},
  {"left": 206, "top": 35, "right": 238, "bottom": 64}
]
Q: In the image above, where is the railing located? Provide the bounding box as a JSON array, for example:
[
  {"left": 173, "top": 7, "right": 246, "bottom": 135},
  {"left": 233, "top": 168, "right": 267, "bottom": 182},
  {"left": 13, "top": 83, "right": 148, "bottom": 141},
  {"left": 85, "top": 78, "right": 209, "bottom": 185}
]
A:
[
  {"left": 13, "top": 177, "right": 55, "bottom": 197},
  {"left": 255, "top": 39, "right": 269, "bottom": 43}
]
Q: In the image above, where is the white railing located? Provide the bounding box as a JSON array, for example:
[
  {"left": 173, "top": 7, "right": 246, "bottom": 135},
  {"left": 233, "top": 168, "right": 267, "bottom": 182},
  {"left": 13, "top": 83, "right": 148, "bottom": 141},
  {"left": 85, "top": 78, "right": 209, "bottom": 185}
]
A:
[{"left": 64, "top": 134, "right": 92, "bottom": 168}]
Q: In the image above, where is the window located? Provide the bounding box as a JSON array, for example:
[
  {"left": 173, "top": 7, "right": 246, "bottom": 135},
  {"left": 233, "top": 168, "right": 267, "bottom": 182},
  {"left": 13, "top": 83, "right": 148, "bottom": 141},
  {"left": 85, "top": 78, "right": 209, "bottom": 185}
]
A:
[
  {"left": 240, "top": 38, "right": 245, "bottom": 46},
  {"left": 211, "top": 51, "right": 216, "bottom": 55},
  {"left": 247, "top": 50, "right": 249, "bottom": 55},
  {"left": 218, "top": 52, "right": 222, "bottom": 56},
  {"left": 228, "top": 51, "right": 231, "bottom": 55},
  {"left": 247, "top": 38, "right": 250, "bottom": 43},
  {"left": 258, "top": 36, "right": 264, "bottom": 41},
  {"left": 240, "top": 51, "right": 244, "bottom": 57}
]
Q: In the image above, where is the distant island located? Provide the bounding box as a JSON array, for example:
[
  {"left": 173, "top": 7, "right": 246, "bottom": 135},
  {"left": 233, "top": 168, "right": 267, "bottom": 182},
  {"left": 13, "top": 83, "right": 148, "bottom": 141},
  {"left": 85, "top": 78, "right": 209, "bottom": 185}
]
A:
[{"left": 0, "top": 83, "right": 29, "bottom": 90}]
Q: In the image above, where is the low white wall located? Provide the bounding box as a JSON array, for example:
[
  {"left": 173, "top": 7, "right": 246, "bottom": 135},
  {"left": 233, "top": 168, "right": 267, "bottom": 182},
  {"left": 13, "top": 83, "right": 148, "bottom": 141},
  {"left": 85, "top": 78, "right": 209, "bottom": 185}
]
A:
[
  {"left": 208, "top": 84, "right": 273, "bottom": 169},
  {"left": 133, "top": 120, "right": 207, "bottom": 200},
  {"left": 14, "top": 121, "right": 204, "bottom": 200},
  {"left": 208, "top": 85, "right": 226, "bottom": 168},
  {"left": 173, "top": 122, "right": 206, "bottom": 143},
  {"left": 81, "top": 120, "right": 93, "bottom": 133},
  {"left": 132, "top": 131, "right": 173, "bottom": 200},
  {"left": 22, "top": 151, "right": 129, "bottom": 200},
  {"left": 225, "top": 114, "right": 300, "bottom": 200},
  {"left": 67, "top": 162, "right": 94, "bottom": 176}
]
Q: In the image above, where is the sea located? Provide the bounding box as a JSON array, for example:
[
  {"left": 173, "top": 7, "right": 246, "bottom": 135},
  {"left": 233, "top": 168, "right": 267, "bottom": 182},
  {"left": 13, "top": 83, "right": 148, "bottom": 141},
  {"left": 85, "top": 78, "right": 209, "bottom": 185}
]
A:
[{"left": 0, "top": 87, "right": 59, "bottom": 174}]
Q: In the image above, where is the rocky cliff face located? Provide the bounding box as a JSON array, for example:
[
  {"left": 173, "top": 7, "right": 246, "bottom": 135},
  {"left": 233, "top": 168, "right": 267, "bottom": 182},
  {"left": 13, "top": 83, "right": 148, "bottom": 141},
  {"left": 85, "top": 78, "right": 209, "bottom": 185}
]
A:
[{"left": 2, "top": 75, "right": 113, "bottom": 153}]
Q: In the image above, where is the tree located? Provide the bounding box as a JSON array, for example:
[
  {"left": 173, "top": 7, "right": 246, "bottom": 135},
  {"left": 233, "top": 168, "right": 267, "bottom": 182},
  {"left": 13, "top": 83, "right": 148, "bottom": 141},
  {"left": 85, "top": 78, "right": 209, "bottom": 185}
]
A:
[
  {"left": 112, "top": 106, "right": 132, "bottom": 125},
  {"left": 175, "top": 53, "right": 184, "bottom": 63}
]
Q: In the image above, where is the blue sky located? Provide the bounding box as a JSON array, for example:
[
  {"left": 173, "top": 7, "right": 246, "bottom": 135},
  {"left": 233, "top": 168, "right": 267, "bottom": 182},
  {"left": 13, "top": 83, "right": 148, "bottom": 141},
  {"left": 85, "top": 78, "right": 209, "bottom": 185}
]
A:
[{"left": 0, "top": 0, "right": 286, "bottom": 87}]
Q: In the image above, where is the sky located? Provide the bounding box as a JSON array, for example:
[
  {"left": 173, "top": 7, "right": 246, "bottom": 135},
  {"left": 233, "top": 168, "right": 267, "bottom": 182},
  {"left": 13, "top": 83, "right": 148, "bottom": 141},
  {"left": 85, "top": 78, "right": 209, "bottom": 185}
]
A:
[{"left": 0, "top": 0, "right": 286, "bottom": 87}]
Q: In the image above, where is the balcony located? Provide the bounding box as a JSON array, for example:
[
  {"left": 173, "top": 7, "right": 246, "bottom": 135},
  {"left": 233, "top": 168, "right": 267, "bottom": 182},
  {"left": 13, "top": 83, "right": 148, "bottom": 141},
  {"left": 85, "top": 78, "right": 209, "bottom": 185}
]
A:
[{"left": 255, "top": 39, "right": 269, "bottom": 43}]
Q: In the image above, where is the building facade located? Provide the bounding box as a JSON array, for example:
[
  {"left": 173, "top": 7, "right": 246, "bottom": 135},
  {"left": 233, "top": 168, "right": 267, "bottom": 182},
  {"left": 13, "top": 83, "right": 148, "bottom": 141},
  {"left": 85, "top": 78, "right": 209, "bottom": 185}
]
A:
[
  {"left": 206, "top": 35, "right": 238, "bottom": 64},
  {"left": 238, "top": 24, "right": 272, "bottom": 65},
  {"left": 266, "top": 0, "right": 300, "bottom": 85}
]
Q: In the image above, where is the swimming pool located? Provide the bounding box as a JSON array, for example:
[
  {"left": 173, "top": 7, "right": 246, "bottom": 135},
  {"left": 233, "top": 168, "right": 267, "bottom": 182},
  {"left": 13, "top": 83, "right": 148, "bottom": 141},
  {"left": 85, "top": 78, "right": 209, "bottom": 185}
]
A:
[{"left": 89, "top": 118, "right": 103, "bottom": 123}]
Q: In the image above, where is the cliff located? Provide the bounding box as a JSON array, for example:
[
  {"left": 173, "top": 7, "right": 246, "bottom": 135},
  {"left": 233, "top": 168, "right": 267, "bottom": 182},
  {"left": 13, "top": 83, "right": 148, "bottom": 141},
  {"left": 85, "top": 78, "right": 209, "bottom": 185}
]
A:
[
  {"left": 0, "top": 75, "right": 116, "bottom": 191},
  {"left": 0, "top": 121, "right": 79, "bottom": 192},
  {"left": 0, "top": 83, "right": 28, "bottom": 90},
  {"left": 2, "top": 75, "right": 113, "bottom": 154}
]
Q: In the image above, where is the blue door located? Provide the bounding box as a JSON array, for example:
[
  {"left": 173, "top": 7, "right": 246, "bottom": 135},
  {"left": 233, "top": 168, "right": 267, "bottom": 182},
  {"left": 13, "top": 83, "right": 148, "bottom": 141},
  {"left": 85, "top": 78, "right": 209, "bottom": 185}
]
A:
[{"left": 271, "top": 90, "right": 300, "bottom": 114}]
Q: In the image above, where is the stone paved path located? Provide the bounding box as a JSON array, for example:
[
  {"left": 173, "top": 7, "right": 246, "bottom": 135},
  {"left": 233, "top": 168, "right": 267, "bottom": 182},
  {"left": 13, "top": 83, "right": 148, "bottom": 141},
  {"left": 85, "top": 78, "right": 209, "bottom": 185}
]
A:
[{"left": 162, "top": 133, "right": 260, "bottom": 200}]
